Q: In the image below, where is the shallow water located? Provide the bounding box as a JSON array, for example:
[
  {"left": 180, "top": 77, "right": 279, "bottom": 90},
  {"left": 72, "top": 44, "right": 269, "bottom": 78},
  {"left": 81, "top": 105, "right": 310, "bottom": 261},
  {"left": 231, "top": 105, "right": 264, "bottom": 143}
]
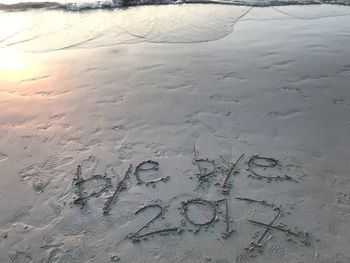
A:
[{"left": 1, "top": 4, "right": 350, "bottom": 53}]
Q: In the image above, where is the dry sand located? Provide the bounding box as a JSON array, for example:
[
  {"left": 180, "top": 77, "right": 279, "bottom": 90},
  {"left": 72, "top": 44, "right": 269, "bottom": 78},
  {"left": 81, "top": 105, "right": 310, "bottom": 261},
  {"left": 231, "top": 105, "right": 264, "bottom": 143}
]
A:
[{"left": 0, "top": 4, "right": 350, "bottom": 263}]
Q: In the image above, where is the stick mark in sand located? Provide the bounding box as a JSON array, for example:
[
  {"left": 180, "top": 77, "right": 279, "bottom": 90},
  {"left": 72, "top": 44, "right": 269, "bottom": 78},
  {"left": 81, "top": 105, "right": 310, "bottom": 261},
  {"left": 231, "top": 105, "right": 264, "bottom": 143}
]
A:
[
  {"left": 247, "top": 220, "right": 310, "bottom": 246},
  {"left": 237, "top": 196, "right": 310, "bottom": 255},
  {"left": 193, "top": 145, "right": 216, "bottom": 183},
  {"left": 247, "top": 154, "right": 296, "bottom": 182},
  {"left": 128, "top": 204, "right": 181, "bottom": 242},
  {"left": 221, "top": 153, "right": 245, "bottom": 195},
  {"left": 73, "top": 165, "right": 111, "bottom": 206},
  {"left": 134, "top": 160, "right": 169, "bottom": 185},
  {"left": 223, "top": 199, "right": 233, "bottom": 239},
  {"left": 182, "top": 198, "right": 217, "bottom": 227},
  {"left": 103, "top": 164, "right": 133, "bottom": 215}
]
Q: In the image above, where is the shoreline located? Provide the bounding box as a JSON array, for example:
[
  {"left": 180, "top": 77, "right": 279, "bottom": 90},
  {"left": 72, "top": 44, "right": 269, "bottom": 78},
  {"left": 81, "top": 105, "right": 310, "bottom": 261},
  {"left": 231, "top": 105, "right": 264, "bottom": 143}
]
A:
[{"left": 1, "top": 1, "right": 350, "bottom": 12}]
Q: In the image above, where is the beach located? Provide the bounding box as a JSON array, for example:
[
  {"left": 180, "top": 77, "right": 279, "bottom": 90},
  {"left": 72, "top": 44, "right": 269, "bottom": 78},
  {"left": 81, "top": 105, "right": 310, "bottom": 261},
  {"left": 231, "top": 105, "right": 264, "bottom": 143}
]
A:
[{"left": 1, "top": 4, "right": 350, "bottom": 262}]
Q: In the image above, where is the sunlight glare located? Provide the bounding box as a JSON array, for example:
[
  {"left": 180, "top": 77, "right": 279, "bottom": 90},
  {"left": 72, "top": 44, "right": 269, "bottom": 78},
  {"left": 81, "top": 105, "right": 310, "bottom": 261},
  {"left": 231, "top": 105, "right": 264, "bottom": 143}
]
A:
[{"left": 0, "top": 48, "right": 42, "bottom": 83}]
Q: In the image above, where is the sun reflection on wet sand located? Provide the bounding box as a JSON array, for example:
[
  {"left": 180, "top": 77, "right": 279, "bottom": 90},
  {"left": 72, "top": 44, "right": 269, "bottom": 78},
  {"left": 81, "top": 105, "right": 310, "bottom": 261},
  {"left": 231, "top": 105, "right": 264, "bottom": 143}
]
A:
[
  {"left": 0, "top": 45, "right": 74, "bottom": 137},
  {"left": 0, "top": 48, "right": 44, "bottom": 83},
  {"left": 0, "top": 12, "right": 49, "bottom": 84}
]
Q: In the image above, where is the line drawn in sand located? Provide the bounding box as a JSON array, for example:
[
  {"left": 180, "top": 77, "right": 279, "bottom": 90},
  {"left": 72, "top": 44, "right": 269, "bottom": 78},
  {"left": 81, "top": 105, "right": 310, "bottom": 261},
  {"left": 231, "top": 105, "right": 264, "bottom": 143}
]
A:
[
  {"left": 181, "top": 197, "right": 233, "bottom": 238},
  {"left": 73, "top": 165, "right": 111, "bottom": 206},
  {"left": 247, "top": 154, "right": 297, "bottom": 182},
  {"left": 134, "top": 160, "right": 170, "bottom": 185},
  {"left": 127, "top": 197, "right": 233, "bottom": 241},
  {"left": 103, "top": 164, "right": 133, "bottom": 215},
  {"left": 220, "top": 153, "right": 245, "bottom": 195},
  {"left": 182, "top": 198, "right": 217, "bottom": 227},
  {"left": 65, "top": 149, "right": 312, "bottom": 261},
  {"left": 236, "top": 197, "right": 310, "bottom": 257},
  {"left": 193, "top": 145, "right": 216, "bottom": 184},
  {"left": 127, "top": 204, "right": 181, "bottom": 242}
]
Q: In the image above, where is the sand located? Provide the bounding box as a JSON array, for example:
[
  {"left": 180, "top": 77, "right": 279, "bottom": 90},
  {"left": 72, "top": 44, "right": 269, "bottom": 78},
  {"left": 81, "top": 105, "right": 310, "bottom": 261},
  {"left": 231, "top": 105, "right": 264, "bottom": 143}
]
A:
[{"left": 0, "top": 4, "right": 350, "bottom": 263}]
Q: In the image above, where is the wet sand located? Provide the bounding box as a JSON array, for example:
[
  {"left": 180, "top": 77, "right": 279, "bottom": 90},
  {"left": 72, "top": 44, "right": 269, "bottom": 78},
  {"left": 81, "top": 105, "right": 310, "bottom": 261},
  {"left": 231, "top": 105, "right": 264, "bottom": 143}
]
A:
[{"left": 0, "top": 5, "right": 350, "bottom": 263}]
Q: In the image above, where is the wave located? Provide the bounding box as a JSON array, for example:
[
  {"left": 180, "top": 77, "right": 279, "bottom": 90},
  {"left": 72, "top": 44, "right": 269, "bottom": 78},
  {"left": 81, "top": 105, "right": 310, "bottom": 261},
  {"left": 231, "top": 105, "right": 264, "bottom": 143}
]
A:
[{"left": 0, "top": 0, "right": 349, "bottom": 12}]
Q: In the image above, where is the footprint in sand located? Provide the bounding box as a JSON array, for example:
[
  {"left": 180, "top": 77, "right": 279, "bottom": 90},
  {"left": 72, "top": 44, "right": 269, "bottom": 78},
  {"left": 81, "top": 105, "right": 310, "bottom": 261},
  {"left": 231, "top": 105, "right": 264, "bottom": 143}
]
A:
[
  {"left": 10, "top": 251, "right": 33, "bottom": 263},
  {"left": 216, "top": 72, "right": 246, "bottom": 81},
  {"left": 336, "top": 192, "right": 350, "bottom": 207},
  {"left": 37, "top": 113, "right": 66, "bottom": 130},
  {"left": 334, "top": 97, "right": 350, "bottom": 107},
  {"left": 209, "top": 94, "right": 241, "bottom": 104},
  {"left": 337, "top": 64, "right": 350, "bottom": 74},
  {"left": 268, "top": 109, "right": 301, "bottom": 119},
  {"left": 58, "top": 138, "right": 88, "bottom": 152},
  {"left": 97, "top": 95, "right": 125, "bottom": 104},
  {"left": 279, "top": 86, "right": 304, "bottom": 96},
  {"left": 0, "top": 153, "right": 8, "bottom": 161},
  {"left": 19, "top": 155, "right": 74, "bottom": 193}
]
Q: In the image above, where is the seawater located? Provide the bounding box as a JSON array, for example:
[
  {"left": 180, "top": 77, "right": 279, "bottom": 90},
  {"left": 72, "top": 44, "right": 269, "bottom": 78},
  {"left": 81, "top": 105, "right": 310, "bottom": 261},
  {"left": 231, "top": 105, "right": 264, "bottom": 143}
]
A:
[
  {"left": 0, "top": 0, "right": 350, "bottom": 11},
  {"left": 0, "top": 2, "right": 350, "bottom": 53}
]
